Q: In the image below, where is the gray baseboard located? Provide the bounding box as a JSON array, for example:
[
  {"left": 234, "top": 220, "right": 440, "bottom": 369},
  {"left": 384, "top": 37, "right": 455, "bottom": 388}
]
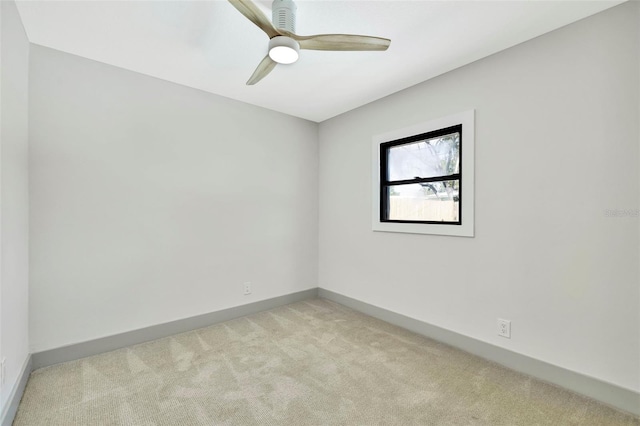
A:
[
  {"left": 1, "top": 354, "right": 32, "bottom": 426},
  {"left": 318, "top": 288, "right": 640, "bottom": 417},
  {"left": 32, "top": 288, "right": 318, "bottom": 370}
]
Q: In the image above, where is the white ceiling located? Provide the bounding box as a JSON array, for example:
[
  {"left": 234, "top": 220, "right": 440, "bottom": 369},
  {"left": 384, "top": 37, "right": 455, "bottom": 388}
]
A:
[{"left": 16, "top": 0, "right": 623, "bottom": 122}]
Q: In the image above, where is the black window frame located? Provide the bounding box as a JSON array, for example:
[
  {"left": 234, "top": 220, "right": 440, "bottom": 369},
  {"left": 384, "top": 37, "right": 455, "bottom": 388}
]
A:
[{"left": 379, "top": 124, "right": 463, "bottom": 225}]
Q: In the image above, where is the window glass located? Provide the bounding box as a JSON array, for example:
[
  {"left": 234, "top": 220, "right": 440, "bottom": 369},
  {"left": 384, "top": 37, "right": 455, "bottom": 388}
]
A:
[
  {"left": 386, "top": 181, "right": 460, "bottom": 222},
  {"left": 387, "top": 133, "right": 460, "bottom": 181}
]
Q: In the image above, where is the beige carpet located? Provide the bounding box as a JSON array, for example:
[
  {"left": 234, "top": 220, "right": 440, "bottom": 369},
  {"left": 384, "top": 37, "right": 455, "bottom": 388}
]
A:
[{"left": 14, "top": 299, "right": 639, "bottom": 425}]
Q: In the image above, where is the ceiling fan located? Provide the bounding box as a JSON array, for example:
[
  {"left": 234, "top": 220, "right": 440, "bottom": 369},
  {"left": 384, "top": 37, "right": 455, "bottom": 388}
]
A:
[{"left": 228, "top": 0, "right": 391, "bottom": 85}]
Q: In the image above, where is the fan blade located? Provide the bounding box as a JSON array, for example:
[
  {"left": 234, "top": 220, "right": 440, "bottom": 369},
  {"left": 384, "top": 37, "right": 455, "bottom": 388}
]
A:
[
  {"left": 247, "top": 55, "right": 277, "bottom": 85},
  {"left": 291, "top": 33, "right": 391, "bottom": 51},
  {"left": 228, "top": 0, "right": 281, "bottom": 39}
]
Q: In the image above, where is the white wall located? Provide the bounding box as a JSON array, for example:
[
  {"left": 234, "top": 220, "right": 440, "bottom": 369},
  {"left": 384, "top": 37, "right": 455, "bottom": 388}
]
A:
[
  {"left": 319, "top": 2, "right": 639, "bottom": 392},
  {"left": 0, "top": 0, "right": 29, "bottom": 413},
  {"left": 29, "top": 45, "right": 318, "bottom": 352}
]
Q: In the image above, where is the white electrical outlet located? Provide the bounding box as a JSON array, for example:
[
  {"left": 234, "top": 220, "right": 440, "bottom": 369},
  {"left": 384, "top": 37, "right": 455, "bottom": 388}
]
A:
[
  {"left": 243, "top": 282, "right": 252, "bottom": 295},
  {"left": 1, "top": 357, "right": 6, "bottom": 387},
  {"left": 497, "top": 319, "right": 511, "bottom": 338}
]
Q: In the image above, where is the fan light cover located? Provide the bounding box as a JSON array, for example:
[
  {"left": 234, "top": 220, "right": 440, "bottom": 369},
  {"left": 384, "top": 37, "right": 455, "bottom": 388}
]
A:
[{"left": 268, "top": 36, "right": 300, "bottom": 64}]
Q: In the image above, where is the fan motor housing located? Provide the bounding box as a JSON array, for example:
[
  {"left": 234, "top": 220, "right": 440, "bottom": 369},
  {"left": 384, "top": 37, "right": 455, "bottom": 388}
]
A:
[{"left": 272, "top": 0, "right": 296, "bottom": 33}]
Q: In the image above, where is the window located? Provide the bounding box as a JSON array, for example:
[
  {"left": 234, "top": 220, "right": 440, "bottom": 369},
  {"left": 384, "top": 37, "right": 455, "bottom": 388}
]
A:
[
  {"left": 380, "top": 125, "right": 462, "bottom": 224},
  {"left": 372, "top": 110, "right": 474, "bottom": 237}
]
